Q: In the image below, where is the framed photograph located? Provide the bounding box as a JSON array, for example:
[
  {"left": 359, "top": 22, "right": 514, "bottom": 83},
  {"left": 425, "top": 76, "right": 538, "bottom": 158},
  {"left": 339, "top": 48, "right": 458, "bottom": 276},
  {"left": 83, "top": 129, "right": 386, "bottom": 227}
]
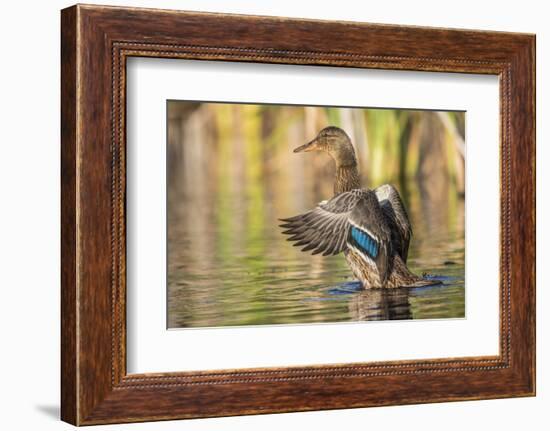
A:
[{"left": 61, "top": 4, "right": 535, "bottom": 425}]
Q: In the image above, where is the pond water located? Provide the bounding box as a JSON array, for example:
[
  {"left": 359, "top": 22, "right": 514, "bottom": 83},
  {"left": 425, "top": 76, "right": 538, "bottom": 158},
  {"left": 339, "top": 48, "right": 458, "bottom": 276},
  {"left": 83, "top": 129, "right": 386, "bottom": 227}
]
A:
[{"left": 167, "top": 179, "right": 465, "bottom": 328}]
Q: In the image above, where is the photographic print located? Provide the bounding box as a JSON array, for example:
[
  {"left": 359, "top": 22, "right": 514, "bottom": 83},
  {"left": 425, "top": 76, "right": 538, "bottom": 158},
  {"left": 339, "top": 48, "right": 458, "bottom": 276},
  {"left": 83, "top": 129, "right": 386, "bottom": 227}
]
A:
[{"left": 167, "top": 101, "right": 465, "bottom": 328}]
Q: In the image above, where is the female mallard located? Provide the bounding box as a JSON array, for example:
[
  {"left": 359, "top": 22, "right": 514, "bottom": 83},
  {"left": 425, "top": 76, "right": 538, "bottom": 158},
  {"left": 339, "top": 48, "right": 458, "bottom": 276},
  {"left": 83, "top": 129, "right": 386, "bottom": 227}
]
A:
[{"left": 280, "top": 126, "right": 439, "bottom": 289}]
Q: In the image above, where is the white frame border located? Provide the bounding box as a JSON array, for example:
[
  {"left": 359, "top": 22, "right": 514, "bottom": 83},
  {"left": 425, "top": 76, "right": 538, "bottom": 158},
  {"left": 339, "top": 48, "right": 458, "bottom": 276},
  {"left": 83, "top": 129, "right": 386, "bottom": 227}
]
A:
[{"left": 126, "top": 58, "right": 500, "bottom": 373}]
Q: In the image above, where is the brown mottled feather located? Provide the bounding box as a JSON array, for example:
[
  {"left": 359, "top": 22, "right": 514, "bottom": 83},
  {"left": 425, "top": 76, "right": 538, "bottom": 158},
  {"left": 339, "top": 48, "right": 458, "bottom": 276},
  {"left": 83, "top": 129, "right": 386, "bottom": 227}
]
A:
[{"left": 375, "top": 184, "right": 412, "bottom": 262}]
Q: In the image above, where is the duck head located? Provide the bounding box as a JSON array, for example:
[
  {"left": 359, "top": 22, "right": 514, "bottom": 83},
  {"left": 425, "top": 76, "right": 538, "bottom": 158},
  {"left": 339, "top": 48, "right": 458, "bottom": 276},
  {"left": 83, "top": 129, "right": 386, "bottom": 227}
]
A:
[{"left": 294, "top": 126, "right": 357, "bottom": 167}]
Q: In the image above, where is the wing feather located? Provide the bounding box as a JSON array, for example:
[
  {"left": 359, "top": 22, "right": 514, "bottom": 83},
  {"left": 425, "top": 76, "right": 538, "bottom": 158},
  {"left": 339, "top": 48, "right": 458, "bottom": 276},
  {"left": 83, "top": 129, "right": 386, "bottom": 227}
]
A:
[
  {"left": 347, "top": 192, "right": 392, "bottom": 283},
  {"left": 375, "top": 184, "right": 412, "bottom": 262},
  {"left": 279, "top": 190, "right": 366, "bottom": 256}
]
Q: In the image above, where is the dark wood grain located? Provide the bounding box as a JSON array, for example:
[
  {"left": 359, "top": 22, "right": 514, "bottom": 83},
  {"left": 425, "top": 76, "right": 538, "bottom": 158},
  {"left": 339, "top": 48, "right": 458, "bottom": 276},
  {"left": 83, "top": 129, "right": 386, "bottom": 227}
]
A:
[
  {"left": 60, "top": 6, "right": 77, "bottom": 425},
  {"left": 61, "top": 4, "right": 535, "bottom": 425}
]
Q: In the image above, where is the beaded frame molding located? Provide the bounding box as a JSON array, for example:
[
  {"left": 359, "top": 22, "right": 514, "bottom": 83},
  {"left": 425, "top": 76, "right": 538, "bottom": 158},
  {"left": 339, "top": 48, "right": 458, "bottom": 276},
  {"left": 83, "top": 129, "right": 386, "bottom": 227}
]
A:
[{"left": 61, "top": 4, "right": 535, "bottom": 425}]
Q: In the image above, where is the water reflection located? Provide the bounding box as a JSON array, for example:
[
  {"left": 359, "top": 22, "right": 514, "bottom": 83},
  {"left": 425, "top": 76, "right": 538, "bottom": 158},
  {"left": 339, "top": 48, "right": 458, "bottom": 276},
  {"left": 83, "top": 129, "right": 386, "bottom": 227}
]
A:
[
  {"left": 167, "top": 175, "right": 465, "bottom": 329},
  {"left": 348, "top": 288, "right": 412, "bottom": 321}
]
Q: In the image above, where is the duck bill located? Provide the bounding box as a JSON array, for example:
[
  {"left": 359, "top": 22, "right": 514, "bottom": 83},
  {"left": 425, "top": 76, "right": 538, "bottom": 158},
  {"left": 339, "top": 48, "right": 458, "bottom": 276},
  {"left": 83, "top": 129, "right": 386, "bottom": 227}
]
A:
[{"left": 293, "top": 137, "right": 319, "bottom": 153}]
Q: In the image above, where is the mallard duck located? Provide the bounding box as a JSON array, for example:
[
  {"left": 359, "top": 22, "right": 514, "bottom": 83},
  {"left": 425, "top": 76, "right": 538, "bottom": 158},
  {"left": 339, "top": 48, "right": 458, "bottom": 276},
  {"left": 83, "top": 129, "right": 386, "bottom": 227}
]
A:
[{"left": 280, "top": 126, "right": 440, "bottom": 289}]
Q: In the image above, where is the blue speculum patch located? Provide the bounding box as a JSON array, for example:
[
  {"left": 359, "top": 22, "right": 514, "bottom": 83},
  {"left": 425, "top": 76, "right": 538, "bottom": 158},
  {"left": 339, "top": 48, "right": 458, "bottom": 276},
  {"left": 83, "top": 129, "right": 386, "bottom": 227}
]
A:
[{"left": 350, "top": 226, "right": 379, "bottom": 258}]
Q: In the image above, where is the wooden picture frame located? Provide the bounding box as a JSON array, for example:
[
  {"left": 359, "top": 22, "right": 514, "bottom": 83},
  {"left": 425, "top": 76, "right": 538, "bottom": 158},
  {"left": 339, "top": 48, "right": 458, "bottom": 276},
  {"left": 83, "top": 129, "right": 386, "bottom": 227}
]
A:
[{"left": 61, "top": 4, "right": 535, "bottom": 425}]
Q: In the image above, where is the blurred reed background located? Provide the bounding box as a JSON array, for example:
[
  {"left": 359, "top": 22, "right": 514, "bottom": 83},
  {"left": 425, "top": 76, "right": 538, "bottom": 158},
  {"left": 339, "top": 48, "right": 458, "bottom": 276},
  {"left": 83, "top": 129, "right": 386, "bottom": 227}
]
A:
[{"left": 167, "top": 101, "right": 465, "bottom": 329}]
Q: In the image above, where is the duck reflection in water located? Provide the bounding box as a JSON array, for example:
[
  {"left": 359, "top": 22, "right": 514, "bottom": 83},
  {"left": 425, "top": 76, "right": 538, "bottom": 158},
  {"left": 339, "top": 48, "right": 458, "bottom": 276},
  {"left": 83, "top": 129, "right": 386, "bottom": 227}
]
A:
[{"left": 348, "top": 288, "right": 412, "bottom": 321}]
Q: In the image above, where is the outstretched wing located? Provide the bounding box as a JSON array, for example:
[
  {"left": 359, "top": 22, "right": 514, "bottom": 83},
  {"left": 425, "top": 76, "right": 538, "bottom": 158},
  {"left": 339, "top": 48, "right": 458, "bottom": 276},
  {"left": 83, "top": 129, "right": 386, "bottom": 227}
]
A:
[
  {"left": 375, "top": 184, "right": 412, "bottom": 262},
  {"left": 279, "top": 190, "right": 364, "bottom": 257},
  {"left": 280, "top": 189, "right": 392, "bottom": 282}
]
